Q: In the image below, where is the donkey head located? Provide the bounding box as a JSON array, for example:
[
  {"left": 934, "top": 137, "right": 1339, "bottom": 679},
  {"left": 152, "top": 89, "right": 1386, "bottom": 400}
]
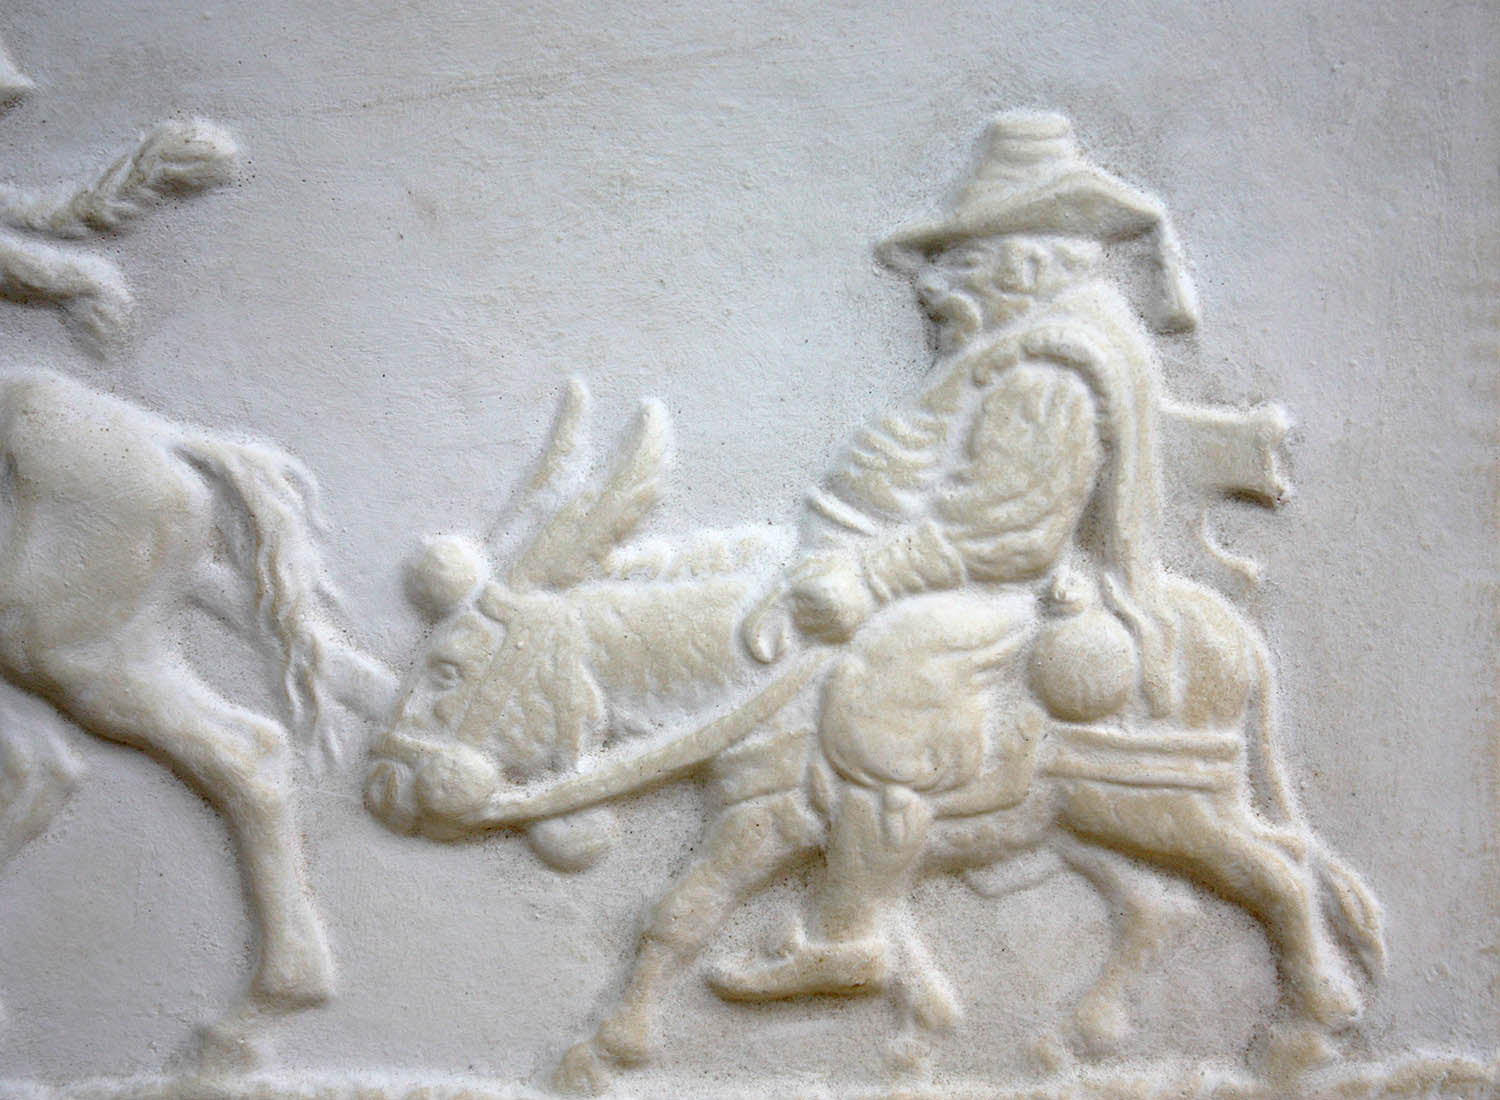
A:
[{"left": 365, "top": 382, "right": 669, "bottom": 869}]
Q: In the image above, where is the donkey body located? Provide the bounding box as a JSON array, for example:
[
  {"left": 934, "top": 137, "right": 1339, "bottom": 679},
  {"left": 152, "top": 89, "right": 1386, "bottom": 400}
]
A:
[{"left": 363, "top": 382, "right": 1384, "bottom": 1096}]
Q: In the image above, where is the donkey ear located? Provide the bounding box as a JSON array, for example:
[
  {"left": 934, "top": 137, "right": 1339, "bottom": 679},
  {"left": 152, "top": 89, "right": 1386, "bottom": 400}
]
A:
[
  {"left": 0, "top": 33, "right": 33, "bottom": 103},
  {"left": 508, "top": 399, "right": 672, "bottom": 592},
  {"left": 522, "top": 378, "right": 592, "bottom": 504},
  {"left": 485, "top": 378, "right": 593, "bottom": 554}
]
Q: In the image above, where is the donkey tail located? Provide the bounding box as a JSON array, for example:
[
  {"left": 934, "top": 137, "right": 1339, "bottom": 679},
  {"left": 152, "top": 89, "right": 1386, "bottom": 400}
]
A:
[
  {"left": 177, "top": 435, "right": 345, "bottom": 767},
  {"left": 1244, "top": 635, "right": 1385, "bottom": 985},
  {"left": 1314, "top": 848, "right": 1386, "bottom": 985}
]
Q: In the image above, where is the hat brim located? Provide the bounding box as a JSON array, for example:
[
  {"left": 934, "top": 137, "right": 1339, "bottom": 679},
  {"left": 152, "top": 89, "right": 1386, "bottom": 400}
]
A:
[{"left": 881, "top": 169, "right": 1164, "bottom": 256}]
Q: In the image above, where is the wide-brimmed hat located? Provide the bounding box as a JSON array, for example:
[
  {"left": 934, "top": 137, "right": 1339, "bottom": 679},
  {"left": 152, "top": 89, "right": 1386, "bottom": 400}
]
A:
[
  {"left": 884, "top": 111, "right": 1167, "bottom": 250},
  {"left": 883, "top": 111, "right": 1199, "bottom": 331}
]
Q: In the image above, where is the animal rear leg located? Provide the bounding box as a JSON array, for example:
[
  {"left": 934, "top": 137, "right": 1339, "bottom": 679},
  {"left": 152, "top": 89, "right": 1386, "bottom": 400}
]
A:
[
  {"left": 51, "top": 658, "right": 333, "bottom": 1010},
  {"left": 1061, "top": 786, "right": 1358, "bottom": 1029},
  {"left": 1053, "top": 836, "right": 1182, "bottom": 1055}
]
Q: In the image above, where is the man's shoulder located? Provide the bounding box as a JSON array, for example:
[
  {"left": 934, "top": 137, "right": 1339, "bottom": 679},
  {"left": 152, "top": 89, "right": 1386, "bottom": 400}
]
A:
[{"left": 963, "top": 284, "right": 1156, "bottom": 388}]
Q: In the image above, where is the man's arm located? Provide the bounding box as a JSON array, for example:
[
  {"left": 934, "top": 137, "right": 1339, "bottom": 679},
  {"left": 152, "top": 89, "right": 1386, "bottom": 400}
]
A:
[{"left": 782, "top": 363, "right": 1103, "bottom": 645}]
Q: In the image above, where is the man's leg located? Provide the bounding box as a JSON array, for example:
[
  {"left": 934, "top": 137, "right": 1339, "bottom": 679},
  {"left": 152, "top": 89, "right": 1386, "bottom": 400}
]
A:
[{"left": 710, "top": 780, "right": 932, "bottom": 1000}]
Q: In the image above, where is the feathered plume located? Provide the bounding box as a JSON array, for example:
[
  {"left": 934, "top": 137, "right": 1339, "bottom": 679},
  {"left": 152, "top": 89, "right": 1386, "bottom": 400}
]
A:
[
  {"left": 0, "top": 119, "right": 238, "bottom": 238},
  {"left": 0, "top": 118, "right": 238, "bottom": 352}
]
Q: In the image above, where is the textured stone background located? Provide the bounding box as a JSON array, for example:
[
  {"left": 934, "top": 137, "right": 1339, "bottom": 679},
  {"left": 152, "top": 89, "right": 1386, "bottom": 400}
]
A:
[{"left": 0, "top": 0, "right": 1494, "bottom": 1090}]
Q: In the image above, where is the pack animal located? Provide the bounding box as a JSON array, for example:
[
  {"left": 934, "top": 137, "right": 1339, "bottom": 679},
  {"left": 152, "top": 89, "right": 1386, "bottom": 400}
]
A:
[
  {"left": 365, "top": 382, "right": 773, "bottom": 868},
  {"left": 363, "top": 384, "right": 1384, "bottom": 1096}
]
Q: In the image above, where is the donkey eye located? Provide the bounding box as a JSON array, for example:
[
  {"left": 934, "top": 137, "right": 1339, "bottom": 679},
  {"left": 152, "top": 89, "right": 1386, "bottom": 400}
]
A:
[{"left": 429, "top": 660, "right": 463, "bottom": 688}]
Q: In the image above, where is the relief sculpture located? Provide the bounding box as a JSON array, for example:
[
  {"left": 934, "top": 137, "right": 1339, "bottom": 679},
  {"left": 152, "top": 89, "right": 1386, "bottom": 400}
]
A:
[
  {"left": 0, "top": 31, "right": 393, "bottom": 1064},
  {"left": 362, "top": 113, "right": 1405, "bottom": 1097},
  {"left": 0, "top": 372, "right": 395, "bottom": 1061},
  {"left": 1, "top": 69, "right": 1494, "bottom": 1096},
  {"left": 0, "top": 43, "right": 237, "bottom": 355}
]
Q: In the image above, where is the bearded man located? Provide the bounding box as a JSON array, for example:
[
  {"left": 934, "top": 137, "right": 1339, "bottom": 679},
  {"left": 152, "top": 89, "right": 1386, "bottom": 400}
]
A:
[
  {"left": 709, "top": 109, "right": 1204, "bottom": 1001},
  {"left": 555, "top": 112, "right": 1375, "bottom": 1094}
]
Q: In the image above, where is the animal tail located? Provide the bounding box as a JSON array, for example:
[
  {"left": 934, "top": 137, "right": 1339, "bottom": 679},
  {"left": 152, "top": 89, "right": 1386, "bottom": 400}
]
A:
[
  {"left": 177, "top": 436, "right": 345, "bottom": 766},
  {"left": 1314, "top": 848, "right": 1387, "bottom": 986},
  {"left": 1245, "top": 639, "right": 1386, "bottom": 986},
  {"left": 1247, "top": 635, "right": 1298, "bottom": 824},
  {"left": 0, "top": 119, "right": 237, "bottom": 238}
]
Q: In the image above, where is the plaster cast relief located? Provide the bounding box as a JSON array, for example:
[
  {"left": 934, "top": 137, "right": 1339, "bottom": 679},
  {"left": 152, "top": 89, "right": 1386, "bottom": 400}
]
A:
[
  {"left": 0, "top": 35, "right": 235, "bottom": 354},
  {"left": 352, "top": 113, "right": 1480, "bottom": 1098},
  {"left": 0, "top": 18, "right": 1494, "bottom": 1091},
  {"left": 0, "top": 371, "right": 400, "bottom": 1063},
  {"left": 0, "top": 41, "right": 397, "bottom": 1062}
]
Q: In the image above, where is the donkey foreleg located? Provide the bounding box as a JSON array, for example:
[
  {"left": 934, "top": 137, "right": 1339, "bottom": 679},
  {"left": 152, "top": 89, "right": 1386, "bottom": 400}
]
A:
[
  {"left": 555, "top": 791, "right": 817, "bottom": 1095},
  {"left": 1051, "top": 835, "right": 1187, "bottom": 1055}
]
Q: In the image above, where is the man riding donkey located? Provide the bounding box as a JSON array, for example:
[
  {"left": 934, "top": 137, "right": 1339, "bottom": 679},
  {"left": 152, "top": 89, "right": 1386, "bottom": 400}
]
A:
[{"left": 549, "top": 111, "right": 1382, "bottom": 1091}]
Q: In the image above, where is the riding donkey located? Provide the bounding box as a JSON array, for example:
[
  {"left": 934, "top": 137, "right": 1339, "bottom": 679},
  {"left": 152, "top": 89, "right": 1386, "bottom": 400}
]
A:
[{"left": 365, "top": 376, "right": 1384, "bottom": 1094}]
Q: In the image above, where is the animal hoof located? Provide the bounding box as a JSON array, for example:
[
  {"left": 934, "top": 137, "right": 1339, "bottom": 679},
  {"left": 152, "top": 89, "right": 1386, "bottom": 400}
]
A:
[
  {"left": 1298, "top": 971, "right": 1362, "bottom": 1031},
  {"left": 251, "top": 931, "right": 335, "bottom": 1008},
  {"left": 1258, "top": 1018, "right": 1340, "bottom": 1084},
  {"left": 193, "top": 1017, "right": 266, "bottom": 1075},
  {"left": 909, "top": 979, "right": 960, "bottom": 1033},
  {"left": 1074, "top": 992, "right": 1132, "bottom": 1056},
  {"left": 883, "top": 1030, "right": 934, "bottom": 1074},
  {"left": 595, "top": 1010, "right": 652, "bottom": 1066},
  {"left": 552, "top": 1039, "right": 615, "bottom": 1096}
]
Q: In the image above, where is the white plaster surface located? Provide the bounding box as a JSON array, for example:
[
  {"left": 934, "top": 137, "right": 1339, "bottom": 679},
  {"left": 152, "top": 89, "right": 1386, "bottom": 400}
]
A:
[{"left": 0, "top": 1, "right": 1495, "bottom": 1097}]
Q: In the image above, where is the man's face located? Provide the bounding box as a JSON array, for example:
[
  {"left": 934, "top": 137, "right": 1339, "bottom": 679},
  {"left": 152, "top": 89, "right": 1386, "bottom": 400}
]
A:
[
  {"left": 914, "top": 243, "right": 995, "bottom": 349},
  {"left": 913, "top": 236, "right": 1086, "bottom": 350}
]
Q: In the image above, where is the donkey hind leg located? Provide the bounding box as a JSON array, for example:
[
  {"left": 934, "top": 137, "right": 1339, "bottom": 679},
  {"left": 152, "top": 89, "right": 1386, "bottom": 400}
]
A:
[
  {"left": 47, "top": 654, "right": 333, "bottom": 1009},
  {"left": 554, "top": 792, "right": 817, "bottom": 1096},
  {"left": 1050, "top": 835, "right": 1187, "bottom": 1055},
  {"left": 0, "top": 719, "right": 83, "bottom": 866},
  {"left": 1059, "top": 785, "right": 1360, "bottom": 1030},
  {"left": 0, "top": 718, "right": 83, "bottom": 1028}
]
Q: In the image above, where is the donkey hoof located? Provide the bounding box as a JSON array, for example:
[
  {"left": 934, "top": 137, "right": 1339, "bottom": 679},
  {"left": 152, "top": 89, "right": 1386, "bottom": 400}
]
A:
[
  {"left": 193, "top": 1018, "right": 267, "bottom": 1075},
  {"left": 1074, "top": 992, "right": 1132, "bottom": 1056},
  {"left": 552, "top": 1039, "right": 615, "bottom": 1096},
  {"left": 1258, "top": 1018, "right": 1340, "bottom": 1084},
  {"left": 595, "top": 1010, "right": 652, "bottom": 1066},
  {"left": 251, "top": 943, "right": 335, "bottom": 1009},
  {"left": 1298, "top": 972, "right": 1362, "bottom": 1032}
]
